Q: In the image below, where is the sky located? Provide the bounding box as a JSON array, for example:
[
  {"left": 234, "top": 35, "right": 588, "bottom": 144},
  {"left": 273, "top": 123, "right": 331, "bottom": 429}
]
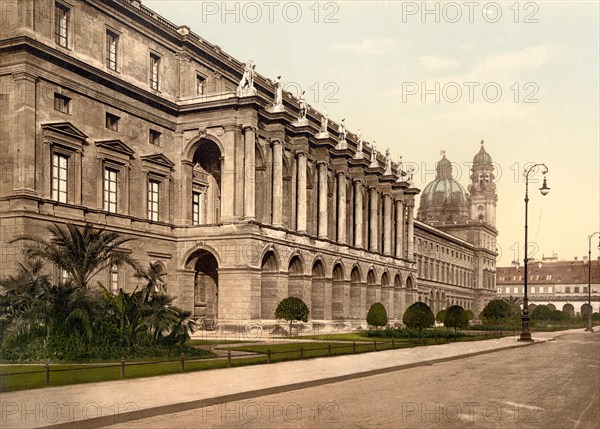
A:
[{"left": 145, "top": 0, "right": 600, "bottom": 266}]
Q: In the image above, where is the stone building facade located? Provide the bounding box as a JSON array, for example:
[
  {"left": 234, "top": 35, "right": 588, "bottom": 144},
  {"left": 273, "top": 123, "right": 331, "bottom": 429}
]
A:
[
  {"left": 497, "top": 257, "right": 600, "bottom": 316},
  {"left": 0, "top": 0, "right": 497, "bottom": 327},
  {"left": 414, "top": 146, "right": 498, "bottom": 315}
]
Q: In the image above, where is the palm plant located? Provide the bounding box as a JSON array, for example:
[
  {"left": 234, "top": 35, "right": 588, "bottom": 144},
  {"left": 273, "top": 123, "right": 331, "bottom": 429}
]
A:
[{"left": 10, "top": 223, "right": 140, "bottom": 289}]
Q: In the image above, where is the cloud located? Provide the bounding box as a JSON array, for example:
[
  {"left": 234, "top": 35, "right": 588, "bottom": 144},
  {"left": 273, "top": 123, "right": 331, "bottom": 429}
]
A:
[
  {"left": 330, "top": 38, "right": 398, "bottom": 55},
  {"left": 418, "top": 55, "right": 460, "bottom": 71},
  {"left": 468, "top": 43, "right": 566, "bottom": 80}
]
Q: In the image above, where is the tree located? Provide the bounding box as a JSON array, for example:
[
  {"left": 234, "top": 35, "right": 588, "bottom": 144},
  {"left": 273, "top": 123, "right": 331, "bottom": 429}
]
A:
[
  {"left": 1, "top": 223, "right": 195, "bottom": 360},
  {"left": 443, "top": 305, "right": 469, "bottom": 333},
  {"left": 402, "top": 302, "right": 434, "bottom": 333},
  {"left": 275, "top": 297, "right": 309, "bottom": 336},
  {"left": 480, "top": 300, "right": 516, "bottom": 326},
  {"left": 435, "top": 309, "right": 447, "bottom": 324},
  {"left": 11, "top": 223, "right": 139, "bottom": 289},
  {"left": 465, "top": 309, "right": 474, "bottom": 321},
  {"left": 367, "top": 302, "right": 388, "bottom": 328},
  {"left": 502, "top": 295, "right": 522, "bottom": 316},
  {"left": 531, "top": 305, "right": 552, "bottom": 322}
]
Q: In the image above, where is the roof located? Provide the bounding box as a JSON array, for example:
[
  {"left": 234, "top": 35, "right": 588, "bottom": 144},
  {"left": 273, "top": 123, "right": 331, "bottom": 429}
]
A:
[{"left": 497, "top": 260, "right": 600, "bottom": 284}]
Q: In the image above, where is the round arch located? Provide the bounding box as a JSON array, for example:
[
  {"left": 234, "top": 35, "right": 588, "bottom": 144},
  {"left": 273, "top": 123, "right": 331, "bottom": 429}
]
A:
[
  {"left": 311, "top": 259, "right": 327, "bottom": 319},
  {"left": 183, "top": 243, "right": 222, "bottom": 271},
  {"left": 183, "top": 134, "right": 225, "bottom": 162},
  {"left": 185, "top": 248, "right": 219, "bottom": 319},
  {"left": 259, "top": 245, "right": 282, "bottom": 272}
]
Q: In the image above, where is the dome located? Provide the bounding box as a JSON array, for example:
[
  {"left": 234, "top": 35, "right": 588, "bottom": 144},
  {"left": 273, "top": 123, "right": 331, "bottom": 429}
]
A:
[
  {"left": 421, "top": 177, "right": 468, "bottom": 206},
  {"left": 473, "top": 141, "right": 492, "bottom": 166},
  {"left": 418, "top": 153, "right": 470, "bottom": 223}
]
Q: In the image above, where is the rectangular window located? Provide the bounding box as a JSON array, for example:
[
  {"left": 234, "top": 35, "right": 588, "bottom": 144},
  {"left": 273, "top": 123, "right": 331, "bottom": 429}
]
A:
[
  {"left": 60, "top": 268, "right": 70, "bottom": 284},
  {"left": 196, "top": 74, "right": 205, "bottom": 95},
  {"left": 531, "top": 286, "right": 535, "bottom": 294},
  {"left": 55, "top": 3, "right": 69, "bottom": 47},
  {"left": 574, "top": 287, "right": 580, "bottom": 293},
  {"left": 150, "top": 54, "right": 160, "bottom": 90},
  {"left": 110, "top": 265, "right": 119, "bottom": 294},
  {"left": 103, "top": 168, "right": 117, "bottom": 213},
  {"left": 52, "top": 153, "right": 68, "bottom": 203},
  {"left": 106, "top": 31, "right": 119, "bottom": 70},
  {"left": 513, "top": 286, "right": 518, "bottom": 294},
  {"left": 149, "top": 129, "right": 161, "bottom": 146},
  {"left": 192, "top": 192, "right": 202, "bottom": 225},
  {"left": 565, "top": 286, "right": 571, "bottom": 293},
  {"left": 148, "top": 180, "right": 160, "bottom": 221},
  {"left": 53, "top": 93, "right": 71, "bottom": 114},
  {"left": 106, "top": 113, "right": 120, "bottom": 131}
]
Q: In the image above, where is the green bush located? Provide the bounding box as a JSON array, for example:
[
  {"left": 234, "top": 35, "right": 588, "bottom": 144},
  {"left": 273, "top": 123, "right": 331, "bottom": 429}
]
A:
[
  {"left": 465, "top": 309, "right": 474, "bottom": 321},
  {"left": 444, "top": 305, "right": 469, "bottom": 333},
  {"left": 531, "top": 305, "right": 553, "bottom": 322},
  {"left": 275, "top": 296, "right": 309, "bottom": 336},
  {"left": 0, "top": 224, "right": 196, "bottom": 362},
  {"left": 435, "top": 309, "right": 447, "bottom": 323},
  {"left": 402, "top": 302, "right": 435, "bottom": 333},
  {"left": 366, "top": 326, "right": 460, "bottom": 339},
  {"left": 367, "top": 302, "right": 388, "bottom": 328},
  {"left": 481, "top": 300, "right": 518, "bottom": 327}
]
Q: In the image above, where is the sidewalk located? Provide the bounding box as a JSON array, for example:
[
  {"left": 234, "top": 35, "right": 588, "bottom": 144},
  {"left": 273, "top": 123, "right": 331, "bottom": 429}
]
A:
[{"left": 0, "top": 329, "right": 580, "bottom": 429}]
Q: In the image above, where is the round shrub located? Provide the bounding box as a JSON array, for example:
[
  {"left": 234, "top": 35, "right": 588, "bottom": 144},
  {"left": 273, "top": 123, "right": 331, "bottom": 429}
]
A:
[
  {"left": 367, "top": 302, "right": 388, "bottom": 328},
  {"left": 402, "top": 302, "right": 434, "bottom": 332}
]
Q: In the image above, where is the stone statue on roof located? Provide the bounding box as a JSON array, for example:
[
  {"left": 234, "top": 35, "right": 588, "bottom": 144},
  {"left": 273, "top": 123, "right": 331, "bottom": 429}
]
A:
[{"left": 237, "top": 60, "right": 256, "bottom": 92}]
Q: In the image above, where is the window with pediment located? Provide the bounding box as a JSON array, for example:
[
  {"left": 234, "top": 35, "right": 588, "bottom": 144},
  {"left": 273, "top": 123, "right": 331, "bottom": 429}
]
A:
[
  {"left": 95, "top": 139, "right": 135, "bottom": 215},
  {"left": 141, "top": 153, "right": 175, "bottom": 223},
  {"left": 42, "top": 122, "right": 87, "bottom": 205}
]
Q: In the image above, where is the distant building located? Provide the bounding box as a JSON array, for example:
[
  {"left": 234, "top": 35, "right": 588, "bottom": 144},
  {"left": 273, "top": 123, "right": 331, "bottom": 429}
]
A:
[
  {"left": 414, "top": 145, "right": 499, "bottom": 315},
  {"left": 496, "top": 256, "right": 600, "bottom": 315}
]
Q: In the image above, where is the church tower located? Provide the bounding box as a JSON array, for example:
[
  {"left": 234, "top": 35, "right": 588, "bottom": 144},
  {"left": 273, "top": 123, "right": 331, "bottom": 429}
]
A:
[{"left": 468, "top": 141, "right": 497, "bottom": 227}]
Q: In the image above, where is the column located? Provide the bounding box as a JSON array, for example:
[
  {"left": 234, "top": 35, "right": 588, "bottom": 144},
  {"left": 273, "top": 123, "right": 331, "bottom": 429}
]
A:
[
  {"left": 407, "top": 203, "right": 415, "bottom": 260},
  {"left": 395, "top": 199, "right": 404, "bottom": 258},
  {"left": 12, "top": 72, "right": 37, "bottom": 193},
  {"left": 243, "top": 126, "right": 255, "bottom": 220},
  {"left": 271, "top": 139, "right": 283, "bottom": 226},
  {"left": 317, "top": 161, "right": 328, "bottom": 238},
  {"left": 369, "top": 187, "right": 378, "bottom": 252},
  {"left": 354, "top": 180, "right": 363, "bottom": 249},
  {"left": 296, "top": 152, "right": 307, "bottom": 233},
  {"left": 383, "top": 194, "right": 392, "bottom": 255},
  {"left": 337, "top": 172, "right": 347, "bottom": 244}
]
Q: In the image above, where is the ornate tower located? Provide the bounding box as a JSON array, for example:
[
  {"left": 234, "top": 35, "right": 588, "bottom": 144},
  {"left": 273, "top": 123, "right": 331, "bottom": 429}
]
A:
[{"left": 468, "top": 141, "right": 497, "bottom": 227}]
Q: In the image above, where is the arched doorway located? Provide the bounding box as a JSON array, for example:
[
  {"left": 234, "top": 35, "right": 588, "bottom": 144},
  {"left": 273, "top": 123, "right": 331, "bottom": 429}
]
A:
[
  {"left": 366, "top": 269, "right": 377, "bottom": 311},
  {"left": 350, "top": 266, "right": 362, "bottom": 319},
  {"left": 332, "top": 263, "right": 345, "bottom": 320},
  {"left": 187, "top": 250, "right": 219, "bottom": 319},
  {"left": 288, "top": 254, "right": 304, "bottom": 298},
  {"left": 563, "top": 303, "right": 574, "bottom": 318},
  {"left": 394, "top": 274, "right": 403, "bottom": 319},
  {"left": 191, "top": 140, "right": 221, "bottom": 225},
  {"left": 381, "top": 272, "right": 391, "bottom": 317},
  {"left": 260, "top": 251, "right": 279, "bottom": 319},
  {"left": 581, "top": 303, "right": 592, "bottom": 317},
  {"left": 150, "top": 261, "right": 167, "bottom": 293},
  {"left": 311, "top": 260, "right": 326, "bottom": 319}
]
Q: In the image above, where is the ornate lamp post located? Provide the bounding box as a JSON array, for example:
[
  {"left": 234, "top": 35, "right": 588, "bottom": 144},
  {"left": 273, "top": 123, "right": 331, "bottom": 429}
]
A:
[
  {"left": 585, "top": 232, "right": 600, "bottom": 332},
  {"left": 519, "top": 164, "right": 550, "bottom": 342}
]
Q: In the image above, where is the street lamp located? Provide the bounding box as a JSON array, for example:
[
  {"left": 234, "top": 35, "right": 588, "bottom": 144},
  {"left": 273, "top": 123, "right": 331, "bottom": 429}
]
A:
[
  {"left": 585, "top": 232, "right": 600, "bottom": 332},
  {"left": 519, "top": 164, "right": 550, "bottom": 342}
]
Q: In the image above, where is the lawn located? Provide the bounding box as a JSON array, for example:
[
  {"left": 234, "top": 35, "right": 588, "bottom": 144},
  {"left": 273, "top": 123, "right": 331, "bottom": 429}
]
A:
[{"left": 0, "top": 330, "right": 519, "bottom": 393}]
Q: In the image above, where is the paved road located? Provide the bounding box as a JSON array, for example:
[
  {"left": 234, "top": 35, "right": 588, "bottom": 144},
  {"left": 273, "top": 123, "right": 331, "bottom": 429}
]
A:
[{"left": 107, "top": 331, "right": 599, "bottom": 429}]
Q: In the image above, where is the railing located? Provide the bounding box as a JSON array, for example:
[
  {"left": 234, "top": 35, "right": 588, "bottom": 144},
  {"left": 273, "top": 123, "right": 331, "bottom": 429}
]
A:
[{"left": 0, "top": 331, "right": 511, "bottom": 390}]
